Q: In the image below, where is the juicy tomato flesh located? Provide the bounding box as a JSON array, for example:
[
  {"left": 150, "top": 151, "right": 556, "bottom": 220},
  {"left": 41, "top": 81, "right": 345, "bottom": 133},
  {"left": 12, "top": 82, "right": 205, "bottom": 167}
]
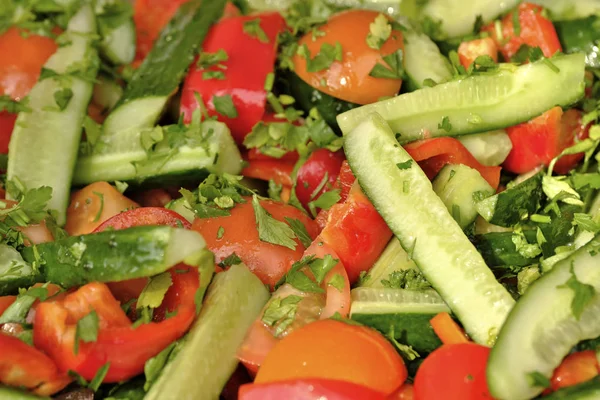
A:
[
  {"left": 191, "top": 197, "right": 319, "bottom": 288},
  {"left": 458, "top": 37, "right": 498, "bottom": 68},
  {"left": 292, "top": 9, "right": 404, "bottom": 105},
  {"left": 551, "top": 350, "right": 600, "bottom": 392},
  {"left": 483, "top": 2, "right": 562, "bottom": 61},
  {"left": 93, "top": 206, "right": 191, "bottom": 232},
  {"left": 294, "top": 149, "right": 345, "bottom": 212},
  {"left": 414, "top": 343, "right": 493, "bottom": 400},
  {"left": 239, "top": 379, "right": 388, "bottom": 400},
  {"left": 255, "top": 319, "right": 407, "bottom": 395}
]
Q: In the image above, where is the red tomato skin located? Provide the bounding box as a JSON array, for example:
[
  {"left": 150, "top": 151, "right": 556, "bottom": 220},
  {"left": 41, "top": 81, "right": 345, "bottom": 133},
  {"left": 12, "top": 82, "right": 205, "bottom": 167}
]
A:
[
  {"left": 551, "top": 350, "right": 600, "bottom": 391},
  {"left": 295, "top": 149, "right": 345, "bottom": 211},
  {"left": 320, "top": 183, "right": 392, "bottom": 284},
  {"left": 404, "top": 137, "right": 501, "bottom": 190},
  {"left": 93, "top": 207, "right": 191, "bottom": 232},
  {"left": 242, "top": 159, "right": 295, "bottom": 187},
  {"left": 554, "top": 109, "right": 590, "bottom": 175},
  {"left": 180, "top": 13, "right": 286, "bottom": 144},
  {"left": 0, "top": 111, "right": 17, "bottom": 154},
  {"left": 239, "top": 379, "right": 388, "bottom": 400},
  {"left": 414, "top": 343, "right": 493, "bottom": 400},
  {"left": 483, "top": 3, "right": 562, "bottom": 61},
  {"left": 191, "top": 197, "right": 319, "bottom": 288}
]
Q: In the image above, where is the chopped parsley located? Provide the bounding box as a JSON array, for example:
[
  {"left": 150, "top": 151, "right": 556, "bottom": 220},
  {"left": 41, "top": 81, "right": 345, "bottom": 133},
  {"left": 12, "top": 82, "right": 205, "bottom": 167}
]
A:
[
  {"left": 438, "top": 116, "right": 452, "bottom": 132},
  {"left": 53, "top": 87, "right": 73, "bottom": 111},
  {"left": 243, "top": 18, "right": 269, "bottom": 43},
  {"left": 381, "top": 269, "right": 431, "bottom": 290},
  {"left": 369, "top": 49, "right": 405, "bottom": 80},
  {"left": 396, "top": 159, "right": 413, "bottom": 170},
  {"left": 307, "top": 189, "right": 341, "bottom": 217},
  {"left": 328, "top": 273, "right": 345, "bottom": 291},
  {"left": 366, "top": 14, "right": 391, "bottom": 50},
  {"left": 252, "top": 194, "right": 298, "bottom": 250},
  {"left": 558, "top": 264, "right": 596, "bottom": 320},
  {"left": 216, "top": 226, "right": 225, "bottom": 239},
  {"left": 277, "top": 255, "right": 339, "bottom": 293},
  {"left": 262, "top": 294, "right": 303, "bottom": 337},
  {"left": 526, "top": 371, "right": 551, "bottom": 389},
  {"left": 297, "top": 42, "right": 343, "bottom": 73},
  {"left": 0, "top": 285, "right": 50, "bottom": 324},
  {"left": 137, "top": 272, "right": 173, "bottom": 309},
  {"left": 218, "top": 252, "right": 243, "bottom": 268},
  {"left": 0, "top": 95, "right": 30, "bottom": 113},
  {"left": 212, "top": 94, "right": 238, "bottom": 118},
  {"left": 284, "top": 217, "right": 312, "bottom": 248},
  {"left": 74, "top": 310, "right": 99, "bottom": 354}
]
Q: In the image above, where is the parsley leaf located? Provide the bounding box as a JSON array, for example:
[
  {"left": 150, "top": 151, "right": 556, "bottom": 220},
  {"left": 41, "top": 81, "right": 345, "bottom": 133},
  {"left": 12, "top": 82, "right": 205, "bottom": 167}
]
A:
[
  {"left": 197, "top": 49, "right": 228, "bottom": 69},
  {"left": 0, "top": 285, "right": 49, "bottom": 324},
  {"left": 328, "top": 273, "right": 345, "bottom": 291},
  {"left": 89, "top": 362, "right": 110, "bottom": 392},
  {"left": 144, "top": 341, "right": 179, "bottom": 391},
  {"left": 212, "top": 94, "right": 238, "bottom": 118},
  {"left": 53, "top": 87, "right": 73, "bottom": 111},
  {"left": 396, "top": 159, "right": 413, "bottom": 170},
  {"left": 268, "top": 179, "right": 283, "bottom": 201},
  {"left": 0, "top": 95, "right": 30, "bottom": 113},
  {"left": 512, "top": 10, "right": 521, "bottom": 36},
  {"left": 308, "top": 254, "right": 338, "bottom": 284},
  {"left": 137, "top": 272, "right": 173, "bottom": 309},
  {"left": 262, "top": 294, "right": 303, "bottom": 337},
  {"left": 218, "top": 252, "right": 242, "bottom": 268},
  {"left": 558, "top": 264, "right": 596, "bottom": 320},
  {"left": 243, "top": 18, "right": 269, "bottom": 43},
  {"left": 512, "top": 228, "right": 542, "bottom": 258},
  {"left": 438, "top": 116, "right": 452, "bottom": 132},
  {"left": 278, "top": 256, "right": 324, "bottom": 293},
  {"left": 381, "top": 269, "right": 431, "bottom": 290},
  {"left": 527, "top": 371, "right": 551, "bottom": 388},
  {"left": 284, "top": 217, "right": 312, "bottom": 248},
  {"left": 297, "top": 42, "right": 343, "bottom": 72},
  {"left": 573, "top": 213, "right": 600, "bottom": 234},
  {"left": 308, "top": 189, "right": 341, "bottom": 217},
  {"left": 74, "top": 310, "right": 99, "bottom": 354},
  {"left": 369, "top": 49, "right": 405, "bottom": 80},
  {"left": 387, "top": 325, "right": 420, "bottom": 361},
  {"left": 252, "top": 195, "right": 297, "bottom": 250},
  {"left": 366, "top": 14, "right": 391, "bottom": 50}
]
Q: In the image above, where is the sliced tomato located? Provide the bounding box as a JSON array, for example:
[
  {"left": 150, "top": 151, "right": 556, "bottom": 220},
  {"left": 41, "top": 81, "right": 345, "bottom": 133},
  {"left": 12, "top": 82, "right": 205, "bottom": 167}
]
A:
[
  {"left": 237, "top": 241, "right": 350, "bottom": 375},
  {"left": 503, "top": 107, "right": 589, "bottom": 175},
  {"left": 242, "top": 159, "right": 295, "bottom": 187},
  {"left": 292, "top": 10, "right": 404, "bottom": 105},
  {"left": 404, "top": 137, "right": 501, "bottom": 190},
  {"left": 457, "top": 37, "right": 498, "bottom": 68},
  {"left": 65, "top": 182, "right": 139, "bottom": 236},
  {"left": 414, "top": 343, "right": 493, "bottom": 400},
  {"left": 550, "top": 350, "right": 600, "bottom": 392},
  {"left": 295, "top": 149, "right": 345, "bottom": 212},
  {"left": 319, "top": 182, "right": 392, "bottom": 284},
  {"left": 93, "top": 207, "right": 191, "bottom": 232},
  {"left": 315, "top": 160, "right": 355, "bottom": 229},
  {"left": 0, "top": 27, "right": 58, "bottom": 153},
  {"left": 239, "top": 379, "right": 388, "bottom": 400},
  {"left": 180, "top": 12, "right": 286, "bottom": 144},
  {"left": 483, "top": 3, "right": 561, "bottom": 61},
  {"left": 389, "top": 383, "right": 414, "bottom": 400},
  {"left": 255, "top": 319, "right": 407, "bottom": 396},
  {"left": 191, "top": 197, "right": 318, "bottom": 288},
  {"left": 0, "top": 332, "right": 70, "bottom": 396}
]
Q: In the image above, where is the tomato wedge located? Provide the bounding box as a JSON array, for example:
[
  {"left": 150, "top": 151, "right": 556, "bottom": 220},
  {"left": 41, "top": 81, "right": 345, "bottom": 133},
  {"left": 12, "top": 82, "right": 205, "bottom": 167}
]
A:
[
  {"left": 239, "top": 379, "right": 388, "bottom": 400},
  {"left": 404, "top": 137, "right": 501, "bottom": 190},
  {"left": 94, "top": 207, "right": 191, "bottom": 232},
  {"left": 180, "top": 12, "right": 286, "bottom": 144},
  {"left": 551, "top": 351, "right": 600, "bottom": 392},
  {"left": 457, "top": 37, "right": 498, "bottom": 68}
]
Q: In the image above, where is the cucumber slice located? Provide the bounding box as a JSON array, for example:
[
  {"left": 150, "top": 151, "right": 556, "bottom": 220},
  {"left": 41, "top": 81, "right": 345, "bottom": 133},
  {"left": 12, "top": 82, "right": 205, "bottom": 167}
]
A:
[
  {"left": 432, "top": 164, "right": 494, "bottom": 229},
  {"left": 402, "top": 23, "right": 453, "bottom": 91},
  {"left": 0, "top": 386, "right": 48, "bottom": 400},
  {"left": 487, "top": 235, "right": 600, "bottom": 400},
  {"left": 358, "top": 238, "right": 418, "bottom": 289},
  {"left": 343, "top": 112, "right": 515, "bottom": 345},
  {"left": 96, "top": 0, "right": 136, "bottom": 65},
  {"left": 533, "top": 0, "right": 600, "bottom": 20},
  {"left": 144, "top": 264, "right": 269, "bottom": 400},
  {"left": 555, "top": 16, "right": 600, "bottom": 69},
  {"left": 7, "top": 4, "right": 98, "bottom": 225},
  {"left": 421, "top": 0, "right": 519, "bottom": 39},
  {"left": 476, "top": 173, "right": 543, "bottom": 228},
  {"left": 350, "top": 287, "right": 447, "bottom": 353},
  {"left": 20, "top": 226, "right": 207, "bottom": 288},
  {"left": 458, "top": 130, "right": 513, "bottom": 167},
  {"left": 103, "top": 0, "right": 227, "bottom": 136},
  {"left": 92, "top": 75, "right": 123, "bottom": 112},
  {"left": 0, "top": 245, "right": 40, "bottom": 296},
  {"left": 337, "top": 54, "right": 586, "bottom": 144},
  {"left": 73, "top": 120, "right": 242, "bottom": 186}
]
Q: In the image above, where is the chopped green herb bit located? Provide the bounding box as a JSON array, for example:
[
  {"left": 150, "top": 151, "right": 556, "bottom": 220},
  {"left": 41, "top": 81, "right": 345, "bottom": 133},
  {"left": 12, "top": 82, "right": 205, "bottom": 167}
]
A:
[
  {"left": 252, "top": 194, "right": 298, "bottom": 250},
  {"left": 366, "top": 14, "right": 391, "bottom": 50},
  {"left": 558, "top": 264, "right": 596, "bottom": 320},
  {"left": 243, "top": 18, "right": 269, "bottom": 43},
  {"left": 212, "top": 94, "right": 238, "bottom": 118}
]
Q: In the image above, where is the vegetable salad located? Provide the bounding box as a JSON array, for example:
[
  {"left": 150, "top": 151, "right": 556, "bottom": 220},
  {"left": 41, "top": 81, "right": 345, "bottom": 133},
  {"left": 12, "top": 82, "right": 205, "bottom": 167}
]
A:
[{"left": 0, "top": 0, "right": 600, "bottom": 399}]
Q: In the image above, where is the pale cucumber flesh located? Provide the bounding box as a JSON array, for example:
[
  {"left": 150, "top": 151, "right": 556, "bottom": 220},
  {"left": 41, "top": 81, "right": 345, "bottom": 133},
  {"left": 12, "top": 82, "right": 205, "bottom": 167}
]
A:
[
  {"left": 358, "top": 238, "right": 418, "bottom": 289},
  {"left": 487, "top": 235, "right": 600, "bottom": 400},
  {"left": 144, "top": 264, "right": 269, "bottom": 400},
  {"left": 343, "top": 113, "right": 515, "bottom": 345},
  {"left": 337, "top": 54, "right": 586, "bottom": 144}
]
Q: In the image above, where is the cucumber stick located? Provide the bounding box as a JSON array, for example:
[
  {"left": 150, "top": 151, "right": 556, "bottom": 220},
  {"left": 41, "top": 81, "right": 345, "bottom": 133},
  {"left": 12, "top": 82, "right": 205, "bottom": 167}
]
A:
[
  {"left": 487, "top": 236, "right": 600, "bottom": 400},
  {"left": 350, "top": 287, "right": 447, "bottom": 353},
  {"left": 458, "top": 130, "right": 513, "bottom": 167},
  {"left": 145, "top": 264, "right": 269, "bottom": 400},
  {"left": 337, "top": 54, "right": 586, "bottom": 144},
  {"left": 432, "top": 164, "right": 494, "bottom": 229},
  {"left": 7, "top": 3, "right": 98, "bottom": 225},
  {"left": 421, "top": 0, "right": 519, "bottom": 39},
  {"left": 103, "top": 0, "right": 227, "bottom": 137},
  {"left": 96, "top": 0, "right": 136, "bottom": 65},
  {"left": 73, "top": 120, "right": 242, "bottom": 186},
  {"left": 343, "top": 113, "right": 515, "bottom": 345},
  {"left": 20, "top": 226, "right": 207, "bottom": 288}
]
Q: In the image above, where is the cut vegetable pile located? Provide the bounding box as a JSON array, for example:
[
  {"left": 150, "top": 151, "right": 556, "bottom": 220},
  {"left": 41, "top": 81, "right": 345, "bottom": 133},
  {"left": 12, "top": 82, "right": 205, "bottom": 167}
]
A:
[{"left": 0, "top": 0, "right": 600, "bottom": 399}]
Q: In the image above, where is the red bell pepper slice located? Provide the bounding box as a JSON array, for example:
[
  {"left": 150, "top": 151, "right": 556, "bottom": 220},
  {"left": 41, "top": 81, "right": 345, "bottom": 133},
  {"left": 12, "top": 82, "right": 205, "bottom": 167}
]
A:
[
  {"left": 0, "top": 332, "right": 71, "bottom": 396},
  {"left": 503, "top": 107, "right": 589, "bottom": 175},
  {"left": 93, "top": 207, "right": 191, "bottom": 232},
  {"left": 320, "top": 181, "right": 393, "bottom": 284},
  {"left": 242, "top": 158, "right": 295, "bottom": 187},
  {"left": 34, "top": 268, "right": 198, "bottom": 382},
  {"left": 404, "top": 137, "right": 501, "bottom": 190},
  {"left": 238, "top": 379, "right": 388, "bottom": 400},
  {"left": 483, "top": 3, "right": 562, "bottom": 61},
  {"left": 180, "top": 12, "right": 287, "bottom": 144}
]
